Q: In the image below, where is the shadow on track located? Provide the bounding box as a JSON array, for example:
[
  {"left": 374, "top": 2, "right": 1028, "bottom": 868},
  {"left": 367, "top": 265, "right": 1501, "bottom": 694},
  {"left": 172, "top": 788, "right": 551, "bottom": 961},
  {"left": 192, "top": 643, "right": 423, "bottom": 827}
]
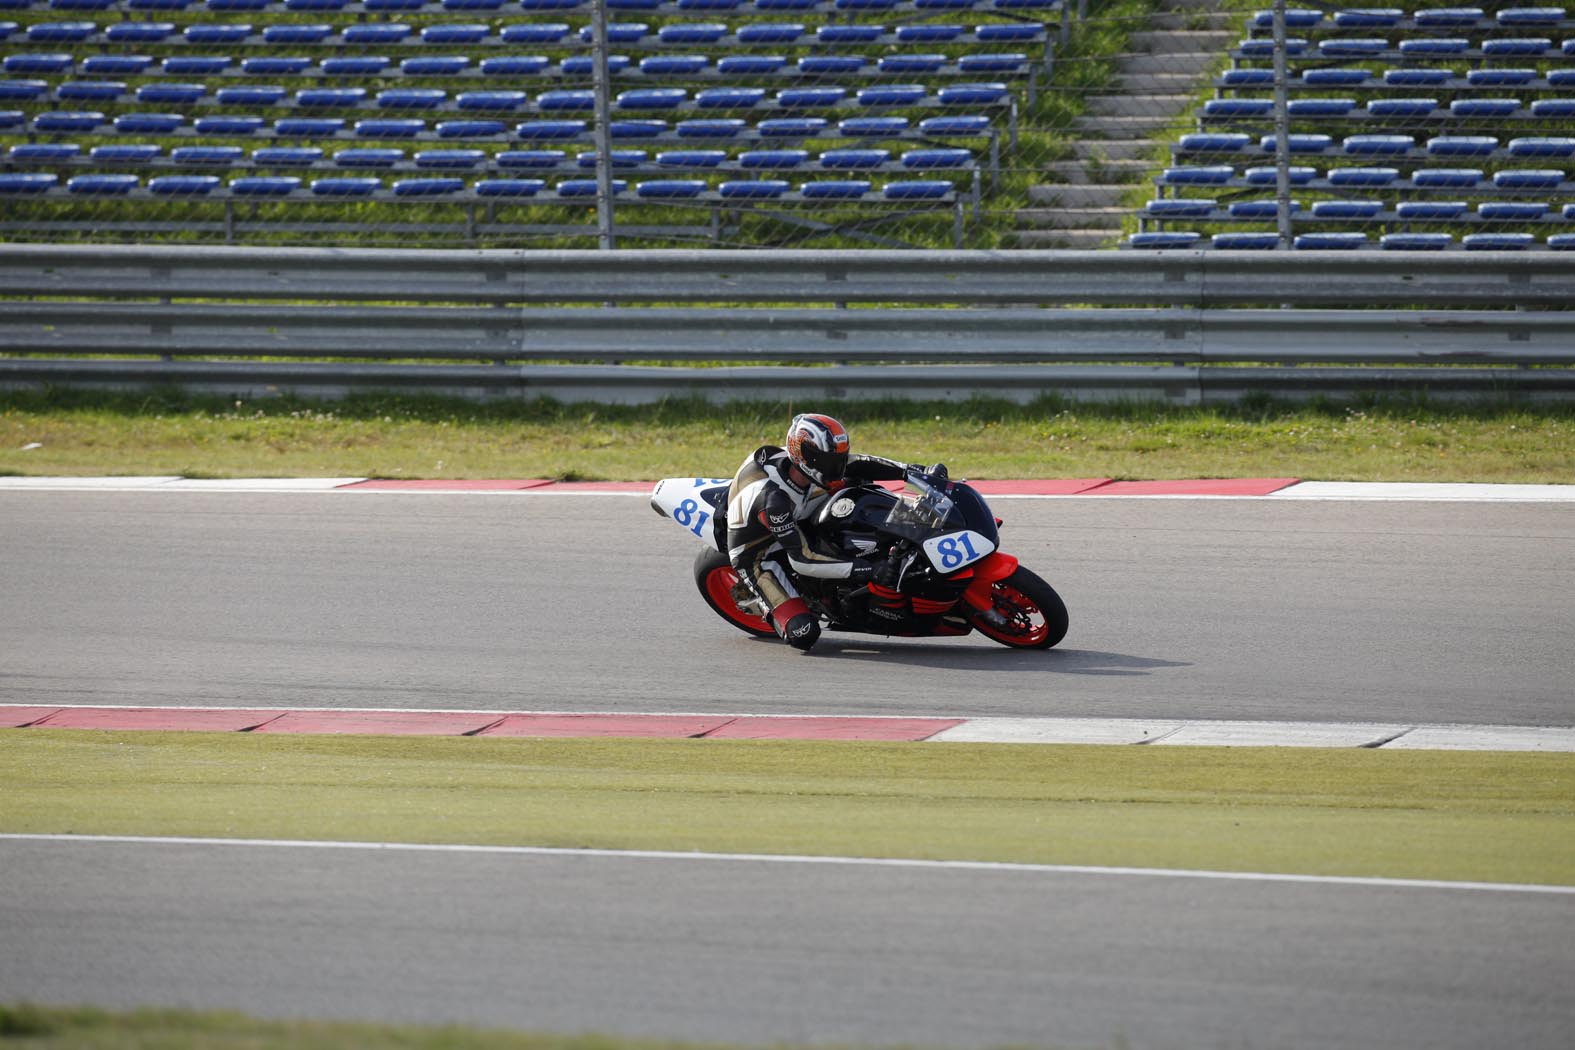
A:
[{"left": 790, "top": 639, "right": 1190, "bottom": 677}]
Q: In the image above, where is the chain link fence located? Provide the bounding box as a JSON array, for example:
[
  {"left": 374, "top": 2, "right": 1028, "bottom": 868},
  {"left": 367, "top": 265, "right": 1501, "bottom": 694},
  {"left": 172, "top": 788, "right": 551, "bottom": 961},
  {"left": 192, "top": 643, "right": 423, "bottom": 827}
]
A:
[{"left": 1, "top": 1, "right": 1570, "bottom": 249}]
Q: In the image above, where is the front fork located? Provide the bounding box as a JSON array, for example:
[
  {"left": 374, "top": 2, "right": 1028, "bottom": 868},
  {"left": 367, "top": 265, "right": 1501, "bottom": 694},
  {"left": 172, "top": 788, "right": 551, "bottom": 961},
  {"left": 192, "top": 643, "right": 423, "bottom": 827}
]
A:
[{"left": 959, "top": 552, "right": 1021, "bottom": 620}]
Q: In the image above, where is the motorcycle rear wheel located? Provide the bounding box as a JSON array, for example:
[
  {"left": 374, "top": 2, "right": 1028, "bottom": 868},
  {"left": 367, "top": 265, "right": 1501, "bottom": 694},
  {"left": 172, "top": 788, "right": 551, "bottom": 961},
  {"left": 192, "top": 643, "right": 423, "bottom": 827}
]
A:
[
  {"left": 970, "top": 566, "right": 1069, "bottom": 650},
  {"left": 693, "top": 548, "right": 777, "bottom": 638}
]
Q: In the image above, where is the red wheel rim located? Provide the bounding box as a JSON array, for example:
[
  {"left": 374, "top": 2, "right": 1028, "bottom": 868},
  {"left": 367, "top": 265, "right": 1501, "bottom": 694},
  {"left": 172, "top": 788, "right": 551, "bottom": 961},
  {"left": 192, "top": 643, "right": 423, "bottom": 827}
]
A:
[
  {"left": 973, "top": 582, "right": 1051, "bottom": 646},
  {"left": 704, "top": 566, "right": 773, "bottom": 634}
]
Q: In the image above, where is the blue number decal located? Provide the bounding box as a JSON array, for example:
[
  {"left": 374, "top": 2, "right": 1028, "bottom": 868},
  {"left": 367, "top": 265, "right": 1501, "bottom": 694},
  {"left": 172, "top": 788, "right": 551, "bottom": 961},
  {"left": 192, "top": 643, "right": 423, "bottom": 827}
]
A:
[{"left": 674, "top": 498, "right": 711, "bottom": 538}]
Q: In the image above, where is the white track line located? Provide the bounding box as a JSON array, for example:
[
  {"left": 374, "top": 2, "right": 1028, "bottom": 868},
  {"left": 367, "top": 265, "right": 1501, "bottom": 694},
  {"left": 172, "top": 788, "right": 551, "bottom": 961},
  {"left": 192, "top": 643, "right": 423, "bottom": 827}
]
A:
[
  {"left": 2, "top": 833, "right": 1570, "bottom": 895},
  {"left": 4, "top": 477, "right": 1575, "bottom": 501}
]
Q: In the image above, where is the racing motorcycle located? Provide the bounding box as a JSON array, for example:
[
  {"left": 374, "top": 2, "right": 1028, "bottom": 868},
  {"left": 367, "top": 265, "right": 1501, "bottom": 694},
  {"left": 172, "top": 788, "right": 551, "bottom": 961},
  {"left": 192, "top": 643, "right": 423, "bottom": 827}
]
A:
[{"left": 651, "top": 467, "right": 1068, "bottom": 649}]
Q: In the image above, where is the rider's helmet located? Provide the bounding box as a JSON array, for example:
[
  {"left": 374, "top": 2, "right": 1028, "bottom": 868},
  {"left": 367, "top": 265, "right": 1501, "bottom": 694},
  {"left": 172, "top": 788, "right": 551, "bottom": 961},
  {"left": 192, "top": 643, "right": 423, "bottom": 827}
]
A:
[{"left": 785, "top": 413, "right": 851, "bottom": 488}]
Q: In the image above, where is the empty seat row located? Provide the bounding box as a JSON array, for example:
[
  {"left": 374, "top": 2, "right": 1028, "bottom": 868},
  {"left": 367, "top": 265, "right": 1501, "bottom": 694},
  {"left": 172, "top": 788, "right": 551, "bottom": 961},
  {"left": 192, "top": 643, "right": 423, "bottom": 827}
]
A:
[
  {"left": 1158, "top": 165, "right": 1575, "bottom": 191},
  {"left": 1203, "top": 96, "right": 1575, "bottom": 119},
  {"left": 1176, "top": 131, "right": 1575, "bottom": 157},
  {"left": 1249, "top": 7, "right": 1575, "bottom": 31},
  {"left": 1129, "top": 230, "right": 1575, "bottom": 250},
  {"left": 0, "top": 109, "right": 996, "bottom": 137},
  {"left": 0, "top": 170, "right": 961, "bottom": 199},
  {"left": 1219, "top": 67, "right": 1575, "bottom": 88},
  {"left": 1144, "top": 198, "right": 1575, "bottom": 221},
  {"left": 3, "top": 140, "right": 977, "bottom": 169},
  {"left": 3, "top": 0, "right": 1057, "bottom": 9},
  {"left": 1232, "top": 36, "right": 1575, "bottom": 58},
  {"left": 2, "top": 51, "right": 1035, "bottom": 78},
  {"left": 0, "top": 80, "right": 1015, "bottom": 109},
  {"left": 1, "top": 19, "right": 1050, "bottom": 45}
]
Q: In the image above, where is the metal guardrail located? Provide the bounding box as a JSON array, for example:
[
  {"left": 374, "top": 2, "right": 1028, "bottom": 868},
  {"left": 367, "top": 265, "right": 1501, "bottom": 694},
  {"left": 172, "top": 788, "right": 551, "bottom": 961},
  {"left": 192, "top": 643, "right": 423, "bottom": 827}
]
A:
[{"left": 3, "top": 245, "right": 1573, "bottom": 404}]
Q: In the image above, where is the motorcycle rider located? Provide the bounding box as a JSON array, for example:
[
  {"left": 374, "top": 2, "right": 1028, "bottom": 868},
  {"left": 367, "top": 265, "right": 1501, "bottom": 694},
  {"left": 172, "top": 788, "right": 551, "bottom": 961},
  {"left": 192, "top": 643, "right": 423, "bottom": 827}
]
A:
[{"left": 725, "top": 412, "right": 917, "bottom": 651}]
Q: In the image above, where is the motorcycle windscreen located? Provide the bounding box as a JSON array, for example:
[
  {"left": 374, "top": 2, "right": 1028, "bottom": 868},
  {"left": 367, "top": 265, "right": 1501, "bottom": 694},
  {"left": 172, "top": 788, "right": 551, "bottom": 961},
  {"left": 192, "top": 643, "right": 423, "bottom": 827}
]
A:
[{"left": 885, "top": 478, "right": 996, "bottom": 574}]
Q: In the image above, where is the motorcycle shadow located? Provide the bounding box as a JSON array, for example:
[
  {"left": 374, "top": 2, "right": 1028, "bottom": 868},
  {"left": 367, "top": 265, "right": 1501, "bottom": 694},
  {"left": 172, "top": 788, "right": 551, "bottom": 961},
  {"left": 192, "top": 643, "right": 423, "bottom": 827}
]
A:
[{"left": 798, "top": 639, "right": 1190, "bottom": 677}]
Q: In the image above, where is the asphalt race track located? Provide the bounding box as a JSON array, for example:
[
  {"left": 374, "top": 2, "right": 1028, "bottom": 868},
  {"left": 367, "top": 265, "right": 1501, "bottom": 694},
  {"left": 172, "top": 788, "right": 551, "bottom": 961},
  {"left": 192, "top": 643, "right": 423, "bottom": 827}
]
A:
[
  {"left": 2, "top": 491, "right": 1572, "bottom": 726},
  {"left": 4, "top": 491, "right": 1575, "bottom": 1049}
]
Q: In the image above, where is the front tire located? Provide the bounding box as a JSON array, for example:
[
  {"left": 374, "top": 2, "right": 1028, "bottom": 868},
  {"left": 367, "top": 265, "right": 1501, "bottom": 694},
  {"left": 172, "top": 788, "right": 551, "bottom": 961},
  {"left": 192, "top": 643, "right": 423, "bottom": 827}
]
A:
[
  {"left": 693, "top": 548, "right": 777, "bottom": 638},
  {"left": 969, "top": 566, "right": 1069, "bottom": 650}
]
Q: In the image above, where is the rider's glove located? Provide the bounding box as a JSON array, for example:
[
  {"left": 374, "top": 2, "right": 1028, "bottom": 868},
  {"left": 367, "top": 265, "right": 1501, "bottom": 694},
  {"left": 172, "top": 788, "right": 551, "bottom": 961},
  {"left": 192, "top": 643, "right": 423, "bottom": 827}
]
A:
[{"left": 926, "top": 462, "right": 949, "bottom": 483}]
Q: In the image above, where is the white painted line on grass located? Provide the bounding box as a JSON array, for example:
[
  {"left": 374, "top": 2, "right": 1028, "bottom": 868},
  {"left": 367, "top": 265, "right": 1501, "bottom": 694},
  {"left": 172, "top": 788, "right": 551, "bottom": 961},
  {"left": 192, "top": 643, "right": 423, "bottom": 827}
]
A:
[{"left": 3, "top": 833, "right": 1571, "bottom": 895}]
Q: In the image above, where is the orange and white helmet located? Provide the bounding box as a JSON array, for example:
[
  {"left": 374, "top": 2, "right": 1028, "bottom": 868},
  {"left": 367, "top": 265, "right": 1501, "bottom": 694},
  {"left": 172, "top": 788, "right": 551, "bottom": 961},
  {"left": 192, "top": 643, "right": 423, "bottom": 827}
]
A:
[{"left": 785, "top": 413, "right": 850, "bottom": 487}]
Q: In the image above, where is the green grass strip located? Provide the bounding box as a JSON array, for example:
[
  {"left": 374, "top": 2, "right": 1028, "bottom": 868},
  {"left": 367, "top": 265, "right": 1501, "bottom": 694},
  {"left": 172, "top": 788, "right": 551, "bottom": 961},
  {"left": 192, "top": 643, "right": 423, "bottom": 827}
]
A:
[
  {"left": 5, "top": 391, "right": 1575, "bottom": 483},
  {"left": 5, "top": 731, "right": 1572, "bottom": 887},
  {"left": 0, "top": 1003, "right": 767, "bottom": 1050}
]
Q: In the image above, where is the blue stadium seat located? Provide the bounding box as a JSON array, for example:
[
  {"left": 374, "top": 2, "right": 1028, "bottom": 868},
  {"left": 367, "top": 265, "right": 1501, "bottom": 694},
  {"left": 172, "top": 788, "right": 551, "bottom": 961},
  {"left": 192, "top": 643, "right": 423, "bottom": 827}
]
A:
[
  {"left": 817, "top": 25, "right": 882, "bottom": 43},
  {"left": 1161, "top": 165, "right": 1234, "bottom": 185},
  {"left": 0, "top": 79, "right": 47, "bottom": 100},
  {"left": 559, "top": 56, "right": 632, "bottom": 75},
  {"left": 777, "top": 87, "right": 847, "bottom": 108},
  {"left": 92, "top": 144, "right": 161, "bottom": 163},
  {"left": 312, "top": 177, "right": 382, "bottom": 196},
  {"left": 150, "top": 175, "right": 220, "bottom": 195},
  {"left": 1227, "top": 200, "right": 1297, "bottom": 218},
  {"left": 252, "top": 147, "right": 324, "bottom": 165},
  {"left": 1414, "top": 7, "right": 1483, "bottom": 28},
  {"left": 696, "top": 87, "right": 765, "bottom": 107},
  {"left": 416, "top": 149, "right": 485, "bottom": 169},
  {"left": 1531, "top": 100, "right": 1575, "bottom": 117},
  {"left": 1396, "top": 201, "right": 1470, "bottom": 220},
  {"left": 801, "top": 179, "right": 872, "bottom": 198},
  {"left": 918, "top": 115, "right": 990, "bottom": 136},
  {"left": 1211, "top": 232, "right": 1280, "bottom": 249},
  {"left": 643, "top": 55, "right": 709, "bottom": 75},
  {"left": 378, "top": 88, "right": 447, "bottom": 109},
  {"left": 819, "top": 148, "right": 889, "bottom": 169},
  {"left": 739, "top": 148, "right": 807, "bottom": 168},
  {"left": 1287, "top": 98, "right": 1355, "bottom": 117},
  {"left": 939, "top": 83, "right": 1008, "bottom": 105},
  {"left": 574, "top": 149, "right": 645, "bottom": 167},
  {"left": 1467, "top": 69, "right": 1536, "bottom": 86},
  {"left": 1145, "top": 198, "right": 1215, "bottom": 218},
  {"left": 1249, "top": 8, "right": 1323, "bottom": 28},
  {"left": 34, "top": 110, "right": 103, "bottom": 131},
  {"left": 614, "top": 88, "right": 689, "bottom": 110},
  {"left": 171, "top": 146, "right": 244, "bottom": 165},
  {"left": 1328, "top": 167, "right": 1398, "bottom": 187},
  {"left": 1397, "top": 37, "right": 1470, "bottom": 55},
  {"left": 344, "top": 24, "right": 411, "bottom": 43},
  {"left": 458, "top": 90, "right": 529, "bottom": 111},
  {"left": 1317, "top": 37, "right": 1385, "bottom": 56},
  {"left": 1450, "top": 99, "right": 1521, "bottom": 118},
  {"left": 163, "top": 57, "right": 230, "bottom": 75},
  {"left": 1311, "top": 199, "right": 1382, "bottom": 219},
  {"left": 655, "top": 149, "right": 725, "bottom": 167},
  {"left": 680, "top": 118, "right": 746, "bottom": 137},
  {"left": 1482, "top": 37, "right": 1553, "bottom": 55},
  {"left": 1509, "top": 137, "right": 1575, "bottom": 157},
  {"left": 1498, "top": 7, "right": 1565, "bottom": 25},
  {"left": 216, "top": 86, "right": 287, "bottom": 106},
  {"left": 1258, "top": 134, "right": 1333, "bottom": 153},
  {"left": 975, "top": 23, "right": 1042, "bottom": 41},
  {"left": 1343, "top": 135, "right": 1414, "bottom": 155},
  {"left": 498, "top": 149, "right": 566, "bottom": 168},
  {"left": 245, "top": 57, "right": 311, "bottom": 75},
  {"left": 718, "top": 179, "right": 789, "bottom": 198},
  {"left": 577, "top": 22, "right": 648, "bottom": 42},
  {"left": 1494, "top": 169, "right": 1566, "bottom": 189},
  {"left": 437, "top": 119, "right": 506, "bottom": 137},
  {"left": 858, "top": 84, "right": 927, "bottom": 106},
  {"left": 1293, "top": 233, "right": 1368, "bottom": 249},
  {"left": 27, "top": 20, "right": 97, "bottom": 41},
  {"left": 1384, "top": 69, "right": 1450, "bottom": 86},
  {"left": 1127, "top": 232, "right": 1201, "bottom": 248},
  {"left": 1366, "top": 99, "right": 1438, "bottom": 117},
  {"left": 1551, "top": 234, "right": 1575, "bottom": 250},
  {"left": 556, "top": 179, "right": 628, "bottom": 196},
  {"left": 538, "top": 90, "right": 594, "bottom": 111},
  {"left": 719, "top": 56, "right": 787, "bottom": 74},
  {"left": 482, "top": 57, "right": 549, "bottom": 76},
  {"left": 1302, "top": 69, "right": 1370, "bottom": 86},
  {"left": 295, "top": 89, "right": 366, "bottom": 109},
  {"left": 401, "top": 57, "right": 470, "bottom": 75},
  {"left": 1463, "top": 233, "right": 1536, "bottom": 250},
  {"left": 1381, "top": 233, "right": 1454, "bottom": 250},
  {"left": 799, "top": 56, "right": 867, "bottom": 74},
  {"left": 636, "top": 178, "right": 705, "bottom": 197},
  {"left": 68, "top": 173, "right": 139, "bottom": 194},
  {"left": 229, "top": 176, "right": 302, "bottom": 196},
  {"left": 1333, "top": 8, "right": 1400, "bottom": 27},
  {"left": 880, "top": 55, "right": 946, "bottom": 74},
  {"left": 839, "top": 116, "right": 909, "bottom": 136},
  {"left": 263, "top": 23, "right": 332, "bottom": 44},
  {"left": 756, "top": 117, "right": 825, "bottom": 136},
  {"left": 421, "top": 23, "right": 489, "bottom": 43},
  {"left": 475, "top": 178, "right": 546, "bottom": 196},
  {"left": 0, "top": 173, "right": 57, "bottom": 193},
  {"left": 335, "top": 148, "right": 404, "bottom": 168},
  {"left": 1204, "top": 100, "right": 1273, "bottom": 118},
  {"left": 901, "top": 148, "right": 972, "bottom": 169},
  {"left": 515, "top": 119, "right": 586, "bottom": 139},
  {"left": 392, "top": 177, "right": 464, "bottom": 196},
  {"left": 9, "top": 143, "right": 79, "bottom": 161},
  {"left": 897, "top": 24, "right": 963, "bottom": 42},
  {"left": 958, "top": 53, "right": 1028, "bottom": 73},
  {"left": 58, "top": 80, "right": 125, "bottom": 101},
  {"left": 1413, "top": 168, "right": 1484, "bottom": 187},
  {"left": 736, "top": 22, "right": 804, "bottom": 43},
  {"left": 6, "top": 53, "right": 73, "bottom": 73},
  {"left": 185, "top": 24, "right": 252, "bottom": 43},
  {"left": 1243, "top": 165, "right": 1315, "bottom": 184},
  {"left": 1427, "top": 136, "right": 1498, "bottom": 157},
  {"left": 612, "top": 119, "right": 670, "bottom": 137},
  {"left": 1179, "top": 133, "right": 1250, "bottom": 153},
  {"left": 274, "top": 117, "right": 347, "bottom": 136},
  {"left": 1479, "top": 201, "right": 1549, "bottom": 219},
  {"left": 658, "top": 22, "right": 725, "bottom": 43},
  {"left": 882, "top": 180, "right": 952, "bottom": 199},
  {"left": 499, "top": 22, "right": 568, "bottom": 42},
  {"left": 355, "top": 118, "right": 427, "bottom": 137}
]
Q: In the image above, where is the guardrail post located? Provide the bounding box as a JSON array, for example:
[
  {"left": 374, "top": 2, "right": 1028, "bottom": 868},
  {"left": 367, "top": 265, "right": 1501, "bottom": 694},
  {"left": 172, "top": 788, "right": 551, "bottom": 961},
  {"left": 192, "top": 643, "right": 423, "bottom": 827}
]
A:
[
  {"left": 1271, "top": 0, "right": 1293, "bottom": 249},
  {"left": 590, "top": 0, "right": 617, "bottom": 251}
]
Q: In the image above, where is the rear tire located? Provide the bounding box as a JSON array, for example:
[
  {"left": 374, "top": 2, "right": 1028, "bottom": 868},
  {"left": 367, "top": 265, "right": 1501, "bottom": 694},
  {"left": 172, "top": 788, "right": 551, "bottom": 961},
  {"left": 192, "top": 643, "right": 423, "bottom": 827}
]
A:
[
  {"left": 969, "top": 566, "right": 1068, "bottom": 650},
  {"left": 693, "top": 548, "right": 777, "bottom": 638}
]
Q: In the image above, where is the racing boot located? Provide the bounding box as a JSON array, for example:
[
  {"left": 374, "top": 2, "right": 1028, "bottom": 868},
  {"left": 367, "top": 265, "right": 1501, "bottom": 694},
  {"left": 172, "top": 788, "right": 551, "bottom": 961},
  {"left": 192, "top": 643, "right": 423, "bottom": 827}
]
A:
[{"left": 771, "top": 598, "right": 821, "bottom": 651}]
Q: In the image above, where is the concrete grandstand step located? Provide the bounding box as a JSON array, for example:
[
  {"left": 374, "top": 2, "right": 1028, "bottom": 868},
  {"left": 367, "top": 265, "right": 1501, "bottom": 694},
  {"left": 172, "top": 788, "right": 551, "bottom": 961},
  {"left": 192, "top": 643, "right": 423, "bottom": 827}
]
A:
[
  {"left": 1044, "top": 159, "right": 1155, "bottom": 184},
  {"left": 1084, "top": 94, "right": 1194, "bottom": 118},
  {"left": 1074, "top": 114, "right": 1185, "bottom": 136},
  {"left": 1008, "top": 228, "right": 1126, "bottom": 249},
  {"left": 1026, "top": 183, "right": 1135, "bottom": 209},
  {"left": 1015, "top": 206, "right": 1130, "bottom": 230},
  {"left": 1068, "top": 138, "right": 1163, "bottom": 162},
  {"left": 1148, "top": 10, "right": 1241, "bottom": 32},
  {"left": 1124, "top": 29, "right": 1237, "bottom": 55}
]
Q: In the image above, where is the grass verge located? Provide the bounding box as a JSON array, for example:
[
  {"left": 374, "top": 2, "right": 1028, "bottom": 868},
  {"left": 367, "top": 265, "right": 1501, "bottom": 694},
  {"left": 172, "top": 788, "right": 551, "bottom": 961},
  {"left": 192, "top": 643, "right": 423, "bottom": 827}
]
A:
[
  {"left": 4, "top": 391, "right": 1575, "bottom": 483},
  {"left": 4, "top": 731, "right": 1573, "bottom": 886},
  {"left": 0, "top": 1003, "right": 759, "bottom": 1050}
]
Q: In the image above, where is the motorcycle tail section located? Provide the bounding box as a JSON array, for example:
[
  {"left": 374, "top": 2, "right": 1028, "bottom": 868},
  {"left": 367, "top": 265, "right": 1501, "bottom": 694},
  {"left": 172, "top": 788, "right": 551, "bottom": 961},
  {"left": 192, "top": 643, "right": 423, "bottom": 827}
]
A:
[{"left": 651, "top": 477, "right": 731, "bottom": 553}]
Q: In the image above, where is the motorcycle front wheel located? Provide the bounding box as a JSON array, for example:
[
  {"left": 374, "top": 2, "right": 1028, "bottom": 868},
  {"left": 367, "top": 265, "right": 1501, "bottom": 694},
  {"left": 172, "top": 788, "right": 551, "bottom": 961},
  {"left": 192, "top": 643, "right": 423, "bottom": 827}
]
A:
[
  {"left": 969, "top": 566, "right": 1069, "bottom": 650},
  {"left": 693, "top": 548, "right": 777, "bottom": 638}
]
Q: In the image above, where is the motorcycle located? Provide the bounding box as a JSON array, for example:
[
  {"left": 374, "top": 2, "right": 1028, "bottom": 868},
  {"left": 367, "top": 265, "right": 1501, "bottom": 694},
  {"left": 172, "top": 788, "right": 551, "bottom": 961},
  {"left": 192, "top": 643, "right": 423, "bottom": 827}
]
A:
[{"left": 651, "top": 467, "right": 1068, "bottom": 649}]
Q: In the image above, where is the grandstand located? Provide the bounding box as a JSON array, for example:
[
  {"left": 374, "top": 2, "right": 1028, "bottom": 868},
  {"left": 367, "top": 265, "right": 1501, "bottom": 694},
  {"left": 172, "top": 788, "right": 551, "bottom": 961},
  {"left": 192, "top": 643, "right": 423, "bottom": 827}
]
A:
[{"left": 6, "top": 1, "right": 1566, "bottom": 249}]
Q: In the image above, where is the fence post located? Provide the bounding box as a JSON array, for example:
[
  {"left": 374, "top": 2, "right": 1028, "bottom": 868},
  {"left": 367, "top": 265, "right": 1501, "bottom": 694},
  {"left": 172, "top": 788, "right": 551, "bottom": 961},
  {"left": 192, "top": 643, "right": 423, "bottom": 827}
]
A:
[
  {"left": 1271, "top": 0, "right": 1293, "bottom": 249},
  {"left": 590, "top": 0, "right": 617, "bottom": 250}
]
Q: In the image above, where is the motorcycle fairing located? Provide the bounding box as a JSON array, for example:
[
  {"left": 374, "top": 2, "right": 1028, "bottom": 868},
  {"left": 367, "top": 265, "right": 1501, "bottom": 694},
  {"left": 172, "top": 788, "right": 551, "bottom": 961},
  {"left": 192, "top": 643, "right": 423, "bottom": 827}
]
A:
[{"left": 651, "top": 477, "right": 731, "bottom": 552}]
